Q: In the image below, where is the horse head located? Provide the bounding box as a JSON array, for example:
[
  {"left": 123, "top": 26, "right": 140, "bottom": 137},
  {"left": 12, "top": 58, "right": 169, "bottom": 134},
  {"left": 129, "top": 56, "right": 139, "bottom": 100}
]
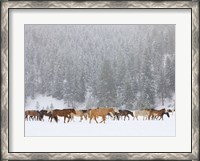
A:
[{"left": 165, "top": 112, "right": 170, "bottom": 118}]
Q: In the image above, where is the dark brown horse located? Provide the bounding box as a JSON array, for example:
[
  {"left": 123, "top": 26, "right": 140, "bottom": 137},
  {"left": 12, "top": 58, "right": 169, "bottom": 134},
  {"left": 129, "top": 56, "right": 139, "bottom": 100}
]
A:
[
  {"left": 51, "top": 109, "right": 76, "bottom": 123},
  {"left": 113, "top": 112, "right": 121, "bottom": 120},
  {"left": 39, "top": 110, "right": 58, "bottom": 122},
  {"left": 118, "top": 110, "right": 134, "bottom": 121}
]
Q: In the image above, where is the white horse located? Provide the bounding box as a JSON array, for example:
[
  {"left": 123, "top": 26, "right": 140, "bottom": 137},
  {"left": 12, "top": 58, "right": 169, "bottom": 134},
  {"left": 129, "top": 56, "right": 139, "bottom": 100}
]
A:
[{"left": 132, "top": 110, "right": 149, "bottom": 120}]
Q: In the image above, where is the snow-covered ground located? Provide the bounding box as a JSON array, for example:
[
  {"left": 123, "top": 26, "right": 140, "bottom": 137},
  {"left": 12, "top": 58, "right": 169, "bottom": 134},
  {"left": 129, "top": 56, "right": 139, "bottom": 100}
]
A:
[
  {"left": 25, "top": 113, "right": 175, "bottom": 137},
  {"left": 25, "top": 95, "right": 66, "bottom": 110}
]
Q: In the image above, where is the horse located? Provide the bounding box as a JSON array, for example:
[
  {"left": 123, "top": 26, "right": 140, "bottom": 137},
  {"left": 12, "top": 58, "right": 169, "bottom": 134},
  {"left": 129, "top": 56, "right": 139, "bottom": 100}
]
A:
[
  {"left": 51, "top": 109, "right": 76, "bottom": 123},
  {"left": 71, "top": 109, "right": 89, "bottom": 122},
  {"left": 132, "top": 110, "right": 149, "bottom": 120},
  {"left": 39, "top": 110, "right": 57, "bottom": 122},
  {"left": 89, "top": 107, "right": 115, "bottom": 124},
  {"left": 25, "top": 110, "right": 39, "bottom": 121},
  {"left": 113, "top": 112, "right": 121, "bottom": 120},
  {"left": 118, "top": 110, "right": 134, "bottom": 121},
  {"left": 148, "top": 108, "right": 170, "bottom": 120},
  {"left": 166, "top": 108, "right": 175, "bottom": 116}
]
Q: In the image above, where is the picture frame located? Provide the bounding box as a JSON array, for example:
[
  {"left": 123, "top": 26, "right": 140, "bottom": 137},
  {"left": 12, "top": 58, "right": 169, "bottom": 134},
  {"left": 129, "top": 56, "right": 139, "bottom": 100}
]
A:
[{"left": 1, "top": 0, "right": 199, "bottom": 160}]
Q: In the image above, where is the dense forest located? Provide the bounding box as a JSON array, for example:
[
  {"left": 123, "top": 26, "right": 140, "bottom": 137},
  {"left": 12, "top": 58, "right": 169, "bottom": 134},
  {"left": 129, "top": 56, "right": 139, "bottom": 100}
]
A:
[{"left": 25, "top": 25, "right": 175, "bottom": 110}]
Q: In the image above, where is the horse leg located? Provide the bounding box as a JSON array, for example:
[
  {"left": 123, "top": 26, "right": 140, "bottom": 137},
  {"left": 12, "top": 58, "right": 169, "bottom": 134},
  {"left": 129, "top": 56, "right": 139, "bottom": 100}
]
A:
[
  {"left": 80, "top": 115, "right": 83, "bottom": 122},
  {"left": 29, "top": 116, "right": 33, "bottom": 121},
  {"left": 103, "top": 116, "right": 106, "bottom": 123},
  {"left": 100, "top": 116, "right": 103, "bottom": 123},
  {"left": 159, "top": 116, "right": 163, "bottom": 120},
  {"left": 100, "top": 116, "right": 106, "bottom": 123},
  {"left": 94, "top": 116, "right": 98, "bottom": 124},
  {"left": 84, "top": 114, "right": 87, "bottom": 121},
  {"left": 89, "top": 114, "right": 93, "bottom": 123},
  {"left": 67, "top": 116, "right": 71, "bottom": 123},
  {"left": 116, "top": 115, "right": 119, "bottom": 120},
  {"left": 64, "top": 116, "right": 66, "bottom": 123}
]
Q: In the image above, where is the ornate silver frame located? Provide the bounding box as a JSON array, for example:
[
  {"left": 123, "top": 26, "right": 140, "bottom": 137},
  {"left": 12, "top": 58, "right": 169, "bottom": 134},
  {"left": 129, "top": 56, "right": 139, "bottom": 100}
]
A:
[{"left": 1, "top": 1, "right": 199, "bottom": 160}]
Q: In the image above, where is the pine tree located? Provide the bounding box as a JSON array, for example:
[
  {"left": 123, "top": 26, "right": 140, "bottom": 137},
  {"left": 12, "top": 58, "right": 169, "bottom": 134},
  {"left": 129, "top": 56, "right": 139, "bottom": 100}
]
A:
[
  {"left": 46, "top": 105, "right": 49, "bottom": 110},
  {"left": 165, "top": 57, "right": 175, "bottom": 98},
  {"left": 122, "top": 72, "right": 136, "bottom": 110},
  {"left": 158, "top": 66, "right": 167, "bottom": 106},
  {"left": 142, "top": 50, "right": 156, "bottom": 107},
  {"left": 97, "top": 60, "right": 116, "bottom": 107},
  {"left": 36, "top": 101, "right": 40, "bottom": 110},
  {"left": 50, "top": 103, "right": 54, "bottom": 110},
  {"left": 78, "top": 72, "right": 86, "bottom": 102}
]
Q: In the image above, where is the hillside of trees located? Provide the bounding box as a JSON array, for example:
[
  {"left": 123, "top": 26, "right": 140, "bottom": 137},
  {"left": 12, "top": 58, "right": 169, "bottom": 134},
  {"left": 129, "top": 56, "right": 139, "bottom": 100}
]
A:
[{"left": 25, "top": 25, "right": 175, "bottom": 109}]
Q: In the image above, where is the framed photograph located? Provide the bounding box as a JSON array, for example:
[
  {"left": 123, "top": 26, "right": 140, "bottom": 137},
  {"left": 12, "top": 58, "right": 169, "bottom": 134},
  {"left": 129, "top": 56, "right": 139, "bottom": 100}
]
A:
[{"left": 1, "top": 1, "right": 199, "bottom": 160}]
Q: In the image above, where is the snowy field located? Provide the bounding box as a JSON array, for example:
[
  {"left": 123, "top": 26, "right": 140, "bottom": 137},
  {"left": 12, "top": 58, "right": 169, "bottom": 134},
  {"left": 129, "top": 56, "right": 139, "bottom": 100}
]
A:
[
  {"left": 25, "top": 95, "right": 176, "bottom": 137},
  {"left": 25, "top": 113, "right": 175, "bottom": 137}
]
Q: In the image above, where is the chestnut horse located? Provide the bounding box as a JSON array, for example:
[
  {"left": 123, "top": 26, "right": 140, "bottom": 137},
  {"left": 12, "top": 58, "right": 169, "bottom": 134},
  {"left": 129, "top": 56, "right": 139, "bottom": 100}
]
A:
[
  {"left": 51, "top": 109, "right": 76, "bottom": 123},
  {"left": 148, "top": 108, "right": 170, "bottom": 120},
  {"left": 89, "top": 107, "right": 115, "bottom": 124}
]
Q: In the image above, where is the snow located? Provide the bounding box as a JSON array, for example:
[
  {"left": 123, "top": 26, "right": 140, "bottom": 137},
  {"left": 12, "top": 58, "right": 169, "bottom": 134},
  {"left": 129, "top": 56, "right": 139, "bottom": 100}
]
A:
[
  {"left": 25, "top": 95, "right": 67, "bottom": 110},
  {"left": 25, "top": 113, "right": 175, "bottom": 137}
]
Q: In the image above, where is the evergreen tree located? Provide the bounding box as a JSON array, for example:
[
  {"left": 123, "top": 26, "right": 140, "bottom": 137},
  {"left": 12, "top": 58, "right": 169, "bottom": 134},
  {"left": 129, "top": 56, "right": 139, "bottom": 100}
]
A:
[
  {"left": 158, "top": 67, "right": 167, "bottom": 105},
  {"left": 97, "top": 60, "right": 116, "bottom": 107},
  {"left": 50, "top": 103, "right": 54, "bottom": 110},
  {"left": 142, "top": 50, "right": 156, "bottom": 107},
  {"left": 165, "top": 57, "right": 175, "bottom": 98},
  {"left": 78, "top": 72, "right": 86, "bottom": 102},
  {"left": 122, "top": 72, "right": 136, "bottom": 110},
  {"left": 36, "top": 101, "right": 40, "bottom": 110}
]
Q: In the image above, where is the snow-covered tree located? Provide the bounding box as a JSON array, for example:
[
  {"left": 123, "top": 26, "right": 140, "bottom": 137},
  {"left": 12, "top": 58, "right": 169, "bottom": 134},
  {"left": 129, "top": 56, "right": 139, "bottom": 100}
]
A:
[
  {"left": 97, "top": 60, "right": 116, "bottom": 107},
  {"left": 36, "top": 101, "right": 40, "bottom": 110}
]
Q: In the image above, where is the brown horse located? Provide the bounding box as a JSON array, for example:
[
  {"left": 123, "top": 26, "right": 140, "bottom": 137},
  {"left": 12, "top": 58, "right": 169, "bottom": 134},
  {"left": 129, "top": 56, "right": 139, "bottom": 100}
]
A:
[
  {"left": 118, "top": 110, "right": 134, "bottom": 121},
  {"left": 25, "top": 110, "right": 39, "bottom": 121},
  {"left": 89, "top": 107, "right": 115, "bottom": 124},
  {"left": 148, "top": 108, "right": 170, "bottom": 120},
  {"left": 51, "top": 109, "right": 76, "bottom": 123}
]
